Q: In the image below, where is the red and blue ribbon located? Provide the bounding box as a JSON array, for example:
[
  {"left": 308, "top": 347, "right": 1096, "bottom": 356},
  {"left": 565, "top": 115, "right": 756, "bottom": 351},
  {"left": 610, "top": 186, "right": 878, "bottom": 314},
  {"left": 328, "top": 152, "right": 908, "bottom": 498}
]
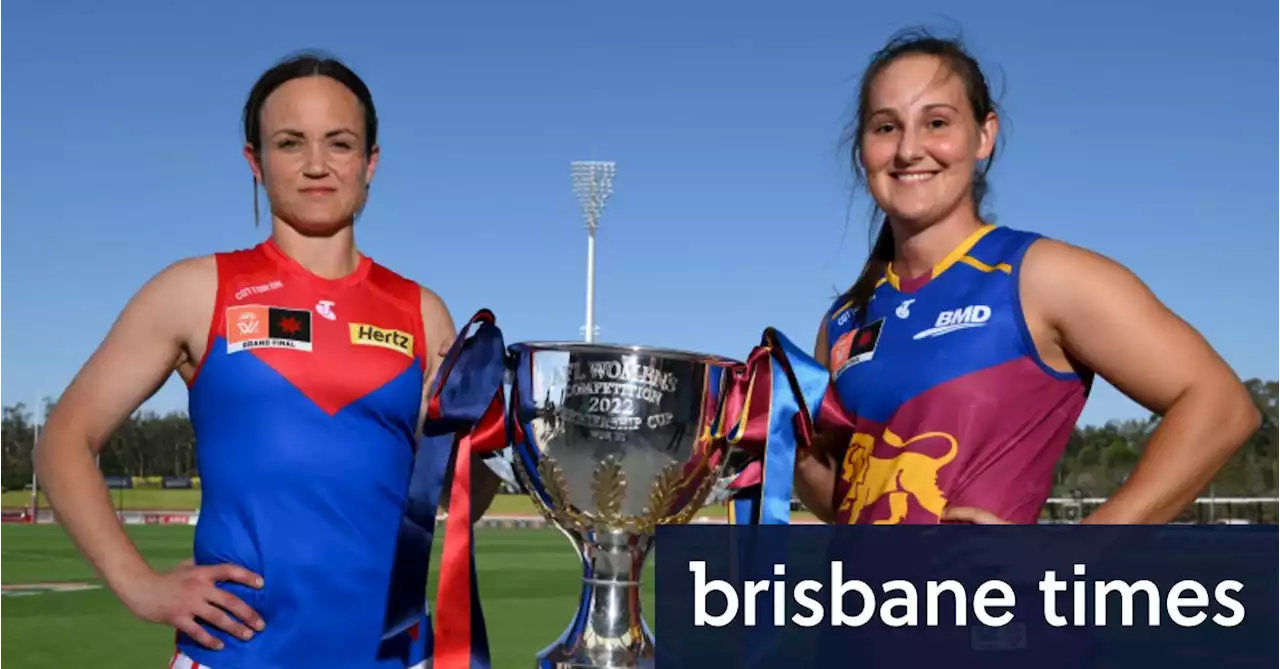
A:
[{"left": 418, "top": 309, "right": 511, "bottom": 669}]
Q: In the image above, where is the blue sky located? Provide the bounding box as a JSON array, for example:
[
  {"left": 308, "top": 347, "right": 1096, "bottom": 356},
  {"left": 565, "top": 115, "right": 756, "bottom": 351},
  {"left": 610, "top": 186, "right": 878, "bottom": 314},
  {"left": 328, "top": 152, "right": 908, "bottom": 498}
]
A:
[{"left": 3, "top": 1, "right": 1276, "bottom": 428}]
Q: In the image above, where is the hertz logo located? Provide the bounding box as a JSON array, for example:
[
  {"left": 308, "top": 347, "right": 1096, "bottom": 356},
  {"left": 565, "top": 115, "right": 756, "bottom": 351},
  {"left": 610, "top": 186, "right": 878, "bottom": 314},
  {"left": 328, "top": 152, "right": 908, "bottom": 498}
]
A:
[{"left": 350, "top": 323, "right": 414, "bottom": 357}]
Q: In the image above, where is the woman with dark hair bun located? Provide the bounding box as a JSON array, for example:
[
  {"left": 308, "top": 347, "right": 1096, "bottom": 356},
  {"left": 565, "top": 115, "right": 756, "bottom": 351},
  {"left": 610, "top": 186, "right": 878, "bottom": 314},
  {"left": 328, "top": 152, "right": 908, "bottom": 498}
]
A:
[
  {"left": 794, "top": 30, "right": 1258, "bottom": 527},
  {"left": 33, "top": 52, "right": 500, "bottom": 668}
]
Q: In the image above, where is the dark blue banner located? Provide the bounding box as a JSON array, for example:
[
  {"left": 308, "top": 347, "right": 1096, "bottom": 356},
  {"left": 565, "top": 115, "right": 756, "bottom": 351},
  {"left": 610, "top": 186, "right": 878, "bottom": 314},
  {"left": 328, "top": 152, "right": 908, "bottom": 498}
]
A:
[
  {"left": 653, "top": 524, "right": 1277, "bottom": 668},
  {"left": 103, "top": 475, "right": 132, "bottom": 490},
  {"left": 162, "top": 476, "right": 193, "bottom": 489}
]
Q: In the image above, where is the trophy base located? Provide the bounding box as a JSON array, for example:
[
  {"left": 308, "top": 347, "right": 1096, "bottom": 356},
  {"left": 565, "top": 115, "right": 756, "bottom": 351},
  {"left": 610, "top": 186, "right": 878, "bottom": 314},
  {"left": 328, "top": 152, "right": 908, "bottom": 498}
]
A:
[
  {"left": 534, "top": 622, "right": 656, "bottom": 669},
  {"left": 536, "top": 657, "right": 654, "bottom": 669}
]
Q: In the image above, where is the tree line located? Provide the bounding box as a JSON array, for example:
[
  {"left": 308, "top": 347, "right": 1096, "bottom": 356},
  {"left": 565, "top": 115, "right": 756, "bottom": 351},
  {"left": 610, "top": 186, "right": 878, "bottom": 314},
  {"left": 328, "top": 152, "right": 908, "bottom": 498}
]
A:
[{"left": 3, "top": 378, "right": 1276, "bottom": 499}]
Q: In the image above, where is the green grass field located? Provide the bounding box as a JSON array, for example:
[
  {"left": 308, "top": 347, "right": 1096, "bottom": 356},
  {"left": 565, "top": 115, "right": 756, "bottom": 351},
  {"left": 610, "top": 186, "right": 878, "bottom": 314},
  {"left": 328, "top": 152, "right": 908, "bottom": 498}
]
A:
[{"left": 2, "top": 524, "right": 654, "bottom": 668}]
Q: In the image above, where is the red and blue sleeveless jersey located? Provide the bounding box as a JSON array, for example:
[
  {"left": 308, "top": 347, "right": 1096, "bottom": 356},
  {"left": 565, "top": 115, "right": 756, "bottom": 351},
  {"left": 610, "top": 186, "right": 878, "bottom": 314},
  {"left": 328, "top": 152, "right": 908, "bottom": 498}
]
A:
[
  {"left": 179, "top": 239, "right": 429, "bottom": 668},
  {"left": 823, "top": 225, "right": 1091, "bottom": 525}
]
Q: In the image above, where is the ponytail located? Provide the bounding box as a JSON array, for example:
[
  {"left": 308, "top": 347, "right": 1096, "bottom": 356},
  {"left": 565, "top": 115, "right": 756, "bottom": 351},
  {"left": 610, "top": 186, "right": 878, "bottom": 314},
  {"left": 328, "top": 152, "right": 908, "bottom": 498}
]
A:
[{"left": 843, "top": 217, "right": 894, "bottom": 325}]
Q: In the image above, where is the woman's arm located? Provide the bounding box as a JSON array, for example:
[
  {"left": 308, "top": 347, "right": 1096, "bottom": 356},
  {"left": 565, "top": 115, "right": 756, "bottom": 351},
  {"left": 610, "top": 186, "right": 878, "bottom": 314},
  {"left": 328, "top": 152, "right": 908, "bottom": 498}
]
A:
[
  {"left": 35, "top": 257, "right": 263, "bottom": 647},
  {"left": 1023, "top": 239, "right": 1259, "bottom": 524},
  {"left": 38, "top": 258, "right": 204, "bottom": 592}
]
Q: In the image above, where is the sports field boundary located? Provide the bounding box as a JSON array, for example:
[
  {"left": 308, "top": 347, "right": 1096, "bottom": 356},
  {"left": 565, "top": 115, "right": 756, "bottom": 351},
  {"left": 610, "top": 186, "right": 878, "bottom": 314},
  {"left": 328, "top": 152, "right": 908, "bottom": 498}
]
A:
[{"left": 2, "top": 508, "right": 824, "bottom": 527}]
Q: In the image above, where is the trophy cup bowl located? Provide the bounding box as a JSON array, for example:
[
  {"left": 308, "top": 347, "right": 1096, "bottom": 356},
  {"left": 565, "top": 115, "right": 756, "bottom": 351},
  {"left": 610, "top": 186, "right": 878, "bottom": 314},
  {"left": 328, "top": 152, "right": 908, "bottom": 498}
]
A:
[{"left": 507, "top": 341, "right": 742, "bottom": 669}]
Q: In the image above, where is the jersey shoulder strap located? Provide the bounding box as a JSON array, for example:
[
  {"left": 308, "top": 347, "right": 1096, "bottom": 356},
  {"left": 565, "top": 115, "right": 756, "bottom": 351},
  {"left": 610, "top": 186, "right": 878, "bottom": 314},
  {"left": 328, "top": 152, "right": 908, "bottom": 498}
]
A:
[
  {"left": 964, "top": 225, "right": 1044, "bottom": 274},
  {"left": 212, "top": 243, "right": 280, "bottom": 301},
  {"left": 364, "top": 261, "right": 422, "bottom": 316}
]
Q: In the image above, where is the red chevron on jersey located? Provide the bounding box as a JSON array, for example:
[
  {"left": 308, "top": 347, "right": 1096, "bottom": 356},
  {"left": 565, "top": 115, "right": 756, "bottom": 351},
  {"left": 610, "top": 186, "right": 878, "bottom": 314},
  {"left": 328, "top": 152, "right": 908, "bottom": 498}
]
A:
[{"left": 197, "top": 239, "right": 427, "bottom": 416}]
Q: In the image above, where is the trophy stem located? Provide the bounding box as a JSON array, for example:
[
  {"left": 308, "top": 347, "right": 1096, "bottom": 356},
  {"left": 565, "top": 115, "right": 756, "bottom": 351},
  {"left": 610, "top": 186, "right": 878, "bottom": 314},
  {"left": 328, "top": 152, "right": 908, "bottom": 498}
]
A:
[{"left": 537, "top": 530, "right": 656, "bottom": 669}]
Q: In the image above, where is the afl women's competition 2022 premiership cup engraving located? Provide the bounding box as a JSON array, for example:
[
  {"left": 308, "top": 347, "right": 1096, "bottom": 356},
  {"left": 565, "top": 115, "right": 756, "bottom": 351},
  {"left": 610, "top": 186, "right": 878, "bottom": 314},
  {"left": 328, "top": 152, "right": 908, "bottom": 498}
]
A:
[{"left": 507, "top": 342, "right": 742, "bottom": 669}]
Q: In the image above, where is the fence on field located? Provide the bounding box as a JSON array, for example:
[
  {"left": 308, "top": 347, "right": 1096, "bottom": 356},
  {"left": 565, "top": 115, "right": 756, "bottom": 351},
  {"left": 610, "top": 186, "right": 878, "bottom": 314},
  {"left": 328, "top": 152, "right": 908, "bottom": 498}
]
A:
[
  {"left": 1038, "top": 495, "right": 1279, "bottom": 525},
  {"left": 6, "top": 495, "right": 1278, "bottom": 527}
]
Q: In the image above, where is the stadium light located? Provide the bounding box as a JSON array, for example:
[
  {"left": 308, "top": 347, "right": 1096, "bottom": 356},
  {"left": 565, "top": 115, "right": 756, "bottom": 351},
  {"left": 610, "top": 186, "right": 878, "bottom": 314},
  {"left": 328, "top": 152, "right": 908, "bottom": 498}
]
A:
[{"left": 571, "top": 160, "right": 616, "bottom": 343}]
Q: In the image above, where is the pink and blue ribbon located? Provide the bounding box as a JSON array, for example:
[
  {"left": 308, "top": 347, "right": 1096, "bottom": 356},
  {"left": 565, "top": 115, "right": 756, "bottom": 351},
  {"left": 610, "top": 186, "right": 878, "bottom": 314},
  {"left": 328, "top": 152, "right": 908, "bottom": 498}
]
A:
[
  {"left": 713, "top": 328, "right": 855, "bottom": 666},
  {"left": 717, "top": 327, "right": 855, "bottom": 526}
]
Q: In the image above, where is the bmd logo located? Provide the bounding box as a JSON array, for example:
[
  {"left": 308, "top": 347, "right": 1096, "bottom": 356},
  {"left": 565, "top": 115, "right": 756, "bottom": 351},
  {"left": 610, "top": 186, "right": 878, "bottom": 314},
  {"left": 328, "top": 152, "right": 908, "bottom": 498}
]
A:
[{"left": 912, "top": 304, "right": 991, "bottom": 340}]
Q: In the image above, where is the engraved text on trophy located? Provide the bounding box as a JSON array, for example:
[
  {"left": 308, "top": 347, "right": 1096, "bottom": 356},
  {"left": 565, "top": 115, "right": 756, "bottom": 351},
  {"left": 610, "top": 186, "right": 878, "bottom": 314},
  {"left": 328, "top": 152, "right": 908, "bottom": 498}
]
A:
[{"left": 560, "top": 355, "right": 679, "bottom": 445}]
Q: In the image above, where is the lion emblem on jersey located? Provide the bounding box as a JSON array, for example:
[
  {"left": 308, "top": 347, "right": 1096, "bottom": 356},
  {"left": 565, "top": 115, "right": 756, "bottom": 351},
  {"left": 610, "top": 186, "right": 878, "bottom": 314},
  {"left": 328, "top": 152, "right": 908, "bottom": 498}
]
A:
[{"left": 837, "top": 427, "right": 959, "bottom": 524}]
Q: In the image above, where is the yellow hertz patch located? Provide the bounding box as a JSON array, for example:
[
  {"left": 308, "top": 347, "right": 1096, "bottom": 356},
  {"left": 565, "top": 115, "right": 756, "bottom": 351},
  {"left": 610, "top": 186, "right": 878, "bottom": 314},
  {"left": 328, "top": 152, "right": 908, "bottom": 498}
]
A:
[{"left": 349, "top": 323, "right": 414, "bottom": 357}]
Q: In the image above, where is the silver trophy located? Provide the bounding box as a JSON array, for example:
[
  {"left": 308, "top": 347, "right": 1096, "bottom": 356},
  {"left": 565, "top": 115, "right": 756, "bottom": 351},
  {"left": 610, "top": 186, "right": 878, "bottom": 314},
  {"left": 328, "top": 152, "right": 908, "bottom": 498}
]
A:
[{"left": 507, "top": 341, "right": 742, "bottom": 669}]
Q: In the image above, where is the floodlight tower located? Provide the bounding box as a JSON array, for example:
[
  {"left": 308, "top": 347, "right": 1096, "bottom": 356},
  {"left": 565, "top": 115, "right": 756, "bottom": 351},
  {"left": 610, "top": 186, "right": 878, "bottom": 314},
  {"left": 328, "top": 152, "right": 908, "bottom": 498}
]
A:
[{"left": 571, "top": 160, "right": 616, "bottom": 343}]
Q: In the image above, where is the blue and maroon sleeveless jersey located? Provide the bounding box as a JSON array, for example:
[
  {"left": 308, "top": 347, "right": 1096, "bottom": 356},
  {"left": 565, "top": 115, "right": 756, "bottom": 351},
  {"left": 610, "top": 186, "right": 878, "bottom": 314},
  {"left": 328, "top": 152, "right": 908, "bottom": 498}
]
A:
[
  {"left": 823, "top": 225, "right": 1091, "bottom": 525},
  {"left": 179, "top": 239, "right": 429, "bottom": 668}
]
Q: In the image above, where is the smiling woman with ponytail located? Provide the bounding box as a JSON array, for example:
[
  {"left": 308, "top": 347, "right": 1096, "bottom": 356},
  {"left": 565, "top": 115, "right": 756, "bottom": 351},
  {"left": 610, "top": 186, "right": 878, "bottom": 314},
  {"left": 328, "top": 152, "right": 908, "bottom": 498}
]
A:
[{"left": 793, "top": 28, "right": 1258, "bottom": 527}]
